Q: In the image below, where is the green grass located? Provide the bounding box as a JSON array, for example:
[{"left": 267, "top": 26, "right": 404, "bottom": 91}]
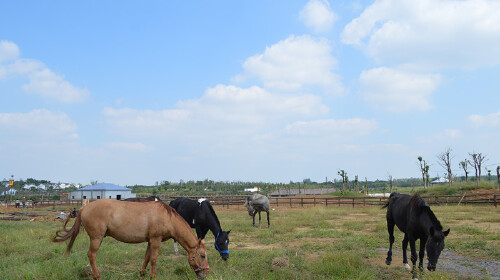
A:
[{"left": 0, "top": 204, "right": 498, "bottom": 279}]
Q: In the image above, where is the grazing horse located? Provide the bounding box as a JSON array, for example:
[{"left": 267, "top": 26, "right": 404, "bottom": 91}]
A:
[
  {"left": 124, "top": 196, "right": 162, "bottom": 202},
  {"left": 169, "top": 197, "right": 231, "bottom": 260},
  {"left": 52, "top": 199, "right": 209, "bottom": 280},
  {"left": 383, "top": 193, "right": 450, "bottom": 279},
  {"left": 245, "top": 194, "right": 270, "bottom": 229}
]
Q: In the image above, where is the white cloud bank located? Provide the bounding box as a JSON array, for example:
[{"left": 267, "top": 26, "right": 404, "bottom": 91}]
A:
[
  {"left": 0, "top": 109, "right": 78, "bottom": 141},
  {"left": 299, "top": 0, "right": 336, "bottom": 33},
  {"left": 469, "top": 111, "right": 500, "bottom": 127},
  {"left": 341, "top": 0, "right": 500, "bottom": 70},
  {"left": 235, "top": 35, "right": 345, "bottom": 96},
  {"left": 359, "top": 67, "right": 441, "bottom": 112},
  {"left": 0, "top": 40, "right": 89, "bottom": 103}
]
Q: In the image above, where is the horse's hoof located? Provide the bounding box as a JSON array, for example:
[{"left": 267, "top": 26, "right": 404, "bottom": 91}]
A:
[
  {"left": 404, "top": 263, "right": 411, "bottom": 270},
  {"left": 385, "top": 259, "right": 391, "bottom": 265}
]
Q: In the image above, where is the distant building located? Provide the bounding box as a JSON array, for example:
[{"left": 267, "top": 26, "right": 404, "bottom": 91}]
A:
[
  {"left": 244, "top": 187, "right": 260, "bottom": 192},
  {"left": 269, "top": 188, "right": 338, "bottom": 198},
  {"left": 1, "top": 187, "right": 17, "bottom": 196},
  {"left": 69, "top": 183, "right": 136, "bottom": 200},
  {"left": 431, "top": 178, "right": 449, "bottom": 185}
]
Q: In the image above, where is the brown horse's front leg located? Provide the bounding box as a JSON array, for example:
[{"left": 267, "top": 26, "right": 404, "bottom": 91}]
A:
[
  {"left": 140, "top": 243, "right": 152, "bottom": 279},
  {"left": 87, "top": 238, "right": 102, "bottom": 280},
  {"left": 148, "top": 238, "right": 161, "bottom": 278}
]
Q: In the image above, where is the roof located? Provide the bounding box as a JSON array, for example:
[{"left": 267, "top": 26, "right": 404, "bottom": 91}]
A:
[
  {"left": 76, "top": 183, "right": 132, "bottom": 191},
  {"left": 431, "top": 177, "right": 449, "bottom": 184}
]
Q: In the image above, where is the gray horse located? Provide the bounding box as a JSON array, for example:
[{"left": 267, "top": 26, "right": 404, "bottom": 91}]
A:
[{"left": 245, "top": 194, "right": 270, "bottom": 229}]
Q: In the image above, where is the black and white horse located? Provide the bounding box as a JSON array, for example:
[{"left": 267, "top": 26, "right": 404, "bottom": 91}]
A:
[
  {"left": 169, "top": 197, "right": 230, "bottom": 261},
  {"left": 383, "top": 193, "right": 450, "bottom": 279},
  {"left": 245, "top": 194, "right": 270, "bottom": 229}
]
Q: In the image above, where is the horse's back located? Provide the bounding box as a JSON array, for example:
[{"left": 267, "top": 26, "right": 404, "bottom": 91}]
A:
[
  {"left": 81, "top": 199, "right": 168, "bottom": 243},
  {"left": 385, "top": 193, "right": 411, "bottom": 231}
]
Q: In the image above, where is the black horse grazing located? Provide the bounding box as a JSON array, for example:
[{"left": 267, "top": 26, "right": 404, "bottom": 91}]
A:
[
  {"left": 245, "top": 194, "right": 270, "bottom": 229},
  {"left": 124, "top": 196, "right": 162, "bottom": 202},
  {"left": 383, "top": 193, "right": 450, "bottom": 279},
  {"left": 169, "top": 197, "right": 230, "bottom": 261}
]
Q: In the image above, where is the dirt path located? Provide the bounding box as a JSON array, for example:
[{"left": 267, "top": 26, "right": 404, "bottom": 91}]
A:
[{"left": 376, "top": 248, "right": 500, "bottom": 279}]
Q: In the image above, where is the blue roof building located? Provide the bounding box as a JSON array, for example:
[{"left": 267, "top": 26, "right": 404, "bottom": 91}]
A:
[{"left": 69, "top": 183, "right": 136, "bottom": 200}]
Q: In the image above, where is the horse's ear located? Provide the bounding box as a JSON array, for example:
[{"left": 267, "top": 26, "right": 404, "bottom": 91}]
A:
[
  {"left": 429, "top": 226, "right": 435, "bottom": 236},
  {"left": 227, "top": 230, "right": 231, "bottom": 234},
  {"left": 443, "top": 228, "right": 450, "bottom": 237}
]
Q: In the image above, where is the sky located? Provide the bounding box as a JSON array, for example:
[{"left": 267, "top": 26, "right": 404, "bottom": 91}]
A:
[{"left": 1, "top": 0, "right": 500, "bottom": 186}]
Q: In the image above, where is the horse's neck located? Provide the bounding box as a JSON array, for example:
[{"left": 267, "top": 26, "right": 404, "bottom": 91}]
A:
[
  {"left": 208, "top": 217, "right": 222, "bottom": 237},
  {"left": 419, "top": 210, "right": 437, "bottom": 234},
  {"left": 171, "top": 216, "right": 198, "bottom": 252}
]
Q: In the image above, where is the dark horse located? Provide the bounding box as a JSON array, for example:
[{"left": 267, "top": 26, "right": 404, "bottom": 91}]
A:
[
  {"left": 245, "top": 194, "right": 270, "bottom": 229},
  {"left": 124, "top": 196, "right": 162, "bottom": 202},
  {"left": 383, "top": 193, "right": 450, "bottom": 279},
  {"left": 169, "top": 197, "right": 231, "bottom": 260}
]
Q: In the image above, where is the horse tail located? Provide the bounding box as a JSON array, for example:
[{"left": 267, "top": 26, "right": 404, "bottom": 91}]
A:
[{"left": 52, "top": 210, "right": 83, "bottom": 255}]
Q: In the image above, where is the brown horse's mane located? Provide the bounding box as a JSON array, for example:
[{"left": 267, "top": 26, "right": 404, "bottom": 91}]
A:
[
  {"left": 158, "top": 201, "right": 179, "bottom": 216},
  {"left": 409, "top": 194, "right": 443, "bottom": 231}
]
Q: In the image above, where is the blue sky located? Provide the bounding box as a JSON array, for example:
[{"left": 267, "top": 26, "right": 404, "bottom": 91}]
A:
[{"left": 1, "top": 0, "right": 500, "bottom": 186}]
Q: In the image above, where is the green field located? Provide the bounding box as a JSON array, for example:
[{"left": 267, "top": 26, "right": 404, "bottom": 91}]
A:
[{"left": 1, "top": 204, "right": 498, "bottom": 279}]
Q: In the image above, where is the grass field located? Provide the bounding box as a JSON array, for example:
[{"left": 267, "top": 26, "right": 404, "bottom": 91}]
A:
[{"left": 0, "top": 204, "right": 498, "bottom": 279}]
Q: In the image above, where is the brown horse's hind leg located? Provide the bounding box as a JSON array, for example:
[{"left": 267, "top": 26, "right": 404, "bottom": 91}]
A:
[
  {"left": 148, "top": 237, "right": 162, "bottom": 278},
  {"left": 140, "top": 243, "right": 152, "bottom": 279},
  {"left": 87, "top": 237, "right": 103, "bottom": 280}
]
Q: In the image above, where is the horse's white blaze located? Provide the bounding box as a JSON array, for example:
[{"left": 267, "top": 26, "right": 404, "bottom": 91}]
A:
[
  {"left": 192, "top": 219, "right": 195, "bottom": 224},
  {"left": 154, "top": 197, "right": 158, "bottom": 201},
  {"left": 198, "top": 198, "right": 206, "bottom": 204},
  {"left": 404, "top": 263, "right": 411, "bottom": 270}
]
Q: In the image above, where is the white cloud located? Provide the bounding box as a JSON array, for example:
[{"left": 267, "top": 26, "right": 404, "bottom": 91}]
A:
[
  {"left": 103, "top": 142, "right": 152, "bottom": 152},
  {"left": 359, "top": 67, "right": 441, "bottom": 112},
  {"left": 0, "top": 40, "right": 19, "bottom": 63},
  {"left": 104, "top": 84, "right": 330, "bottom": 140},
  {"left": 469, "top": 111, "right": 500, "bottom": 127},
  {"left": 285, "top": 118, "right": 378, "bottom": 138},
  {"left": 0, "top": 109, "right": 78, "bottom": 141},
  {"left": 299, "top": 0, "right": 336, "bottom": 33},
  {"left": 0, "top": 40, "right": 88, "bottom": 103},
  {"left": 236, "top": 35, "right": 345, "bottom": 96},
  {"left": 341, "top": 0, "right": 500, "bottom": 69},
  {"left": 22, "top": 68, "right": 89, "bottom": 103}
]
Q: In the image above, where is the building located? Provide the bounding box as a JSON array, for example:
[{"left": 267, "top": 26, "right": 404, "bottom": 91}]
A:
[{"left": 69, "top": 183, "right": 136, "bottom": 200}]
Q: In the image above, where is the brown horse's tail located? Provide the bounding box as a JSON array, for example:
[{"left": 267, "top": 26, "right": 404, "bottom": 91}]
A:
[{"left": 52, "top": 210, "right": 83, "bottom": 255}]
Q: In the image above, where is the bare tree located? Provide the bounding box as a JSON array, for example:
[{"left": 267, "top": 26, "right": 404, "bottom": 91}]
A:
[
  {"left": 388, "top": 174, "right": 393, "bottom": 193},
  {"left": 459, "top": 160, "right": 469, "bottom": 182},
  {"left": 468, "top": 152, "right": 487, "bottom": 185},
  {"left": 354, "top": 175, "right": 359, "bottom": 192},
  {"left": 418, "top": 156, "right": 430, "bottom": 188},
  {"left": 497, "top": 166, "right": 500, "bottom": 190},
  {"left": 437, "top": 148, "right": 453, "bottom": 186},
  {"left": 338, "top": 170, "right": 347, "bottom": 191}
]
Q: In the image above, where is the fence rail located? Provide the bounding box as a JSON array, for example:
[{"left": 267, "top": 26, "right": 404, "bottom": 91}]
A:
[{"left": 3, "top": 193, "right": 497, "bottom": 209}]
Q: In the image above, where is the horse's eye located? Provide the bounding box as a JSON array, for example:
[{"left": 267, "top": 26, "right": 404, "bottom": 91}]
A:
[
  {"left": 200, "top": 254, "right": 206, "bottom": 259},
  {"left": 226, "top": 240, "right": 229, "bottom": 244}
]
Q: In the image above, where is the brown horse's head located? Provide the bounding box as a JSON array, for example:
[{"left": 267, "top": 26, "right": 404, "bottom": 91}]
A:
[{"left": 188, "top": 239, "right": 209, "bottom": 279}]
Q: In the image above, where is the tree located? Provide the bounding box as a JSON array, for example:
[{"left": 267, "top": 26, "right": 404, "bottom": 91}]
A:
[
  {"left": 388, "top": 174, "right": 393, "bottom": 193},
  {"left": 497, "top": 166, "right": 500, "bottom": 190},
  {"left": 459, "top": 160, "right": 469, "bottom": 182},
  {"left": 437, "top": 148, "right": 453, "bottom": 186},
  {"left": 354, "top": 175, "right": 359, "bottom": 192},
  {"left": 468, "top": 152, "right": 487, "bottom": 185},
  {"left": 418, "top": 156, "right": 430, "bottom": 188},
  {"left": 338, "top": 170, "right": 347, "bottom": 191}
]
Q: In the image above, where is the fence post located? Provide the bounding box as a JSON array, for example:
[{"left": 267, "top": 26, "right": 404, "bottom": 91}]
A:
[
  {"left": 494, "top": 194, "right": 497, "bottom": 208},
  {"left": 325, "top": 198, "right": 328, "bottom": 207},
  {"left": 314, "top": 197, "right": 316, "bottom": 207},
  {"left": 289, "top": 198, "right": 292, "bottom": 208},
  {"left": 301, "top": 198, "right": 303, "bottom": 207},
  {"left": 352, "top": 198, "right": 354, "bottom": 208},
  {"left": 338, "top": 197, "right": 340, "bottom": 207},
  {"left": 363, "top": 197, "right": 366, "bottom": 207}
]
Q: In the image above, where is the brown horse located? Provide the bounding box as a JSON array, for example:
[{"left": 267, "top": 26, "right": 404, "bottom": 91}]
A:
[{"left": 52, "top": 199, "right": 209, "bottom": 279}]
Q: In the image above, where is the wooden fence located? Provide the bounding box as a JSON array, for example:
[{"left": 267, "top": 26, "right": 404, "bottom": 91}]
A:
[
  {"left": 166, "top": 193, "right": 499, "bottom": 208},
  {"left": 4, "top": 193, "right": 497, "bottom": 209}
]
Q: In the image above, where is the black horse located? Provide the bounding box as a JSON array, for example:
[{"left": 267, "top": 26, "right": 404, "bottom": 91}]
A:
[
  {"left": 169, "top": 197, "right": 230, "bottom": 260},
  {"left": 383, "top": 193, "right": 450, "bottom": 279}
]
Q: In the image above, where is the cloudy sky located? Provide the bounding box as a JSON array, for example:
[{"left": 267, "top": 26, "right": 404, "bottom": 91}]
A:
[{"left": 1, "top": 0, "right": 499, "bottom": 186}]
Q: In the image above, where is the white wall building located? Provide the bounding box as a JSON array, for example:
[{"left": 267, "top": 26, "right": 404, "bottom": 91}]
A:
[{"left": 69, "top": 183, "right": 136, "bottom": 200}]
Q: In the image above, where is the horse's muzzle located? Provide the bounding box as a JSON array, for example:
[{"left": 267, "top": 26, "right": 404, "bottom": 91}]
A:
[
  {"left": 427, "top": 263, "right": 436, "bottom": 271},
  {"left": 221, "top": 253, "right": 229, "bottom": 261},
  {"left": 195, "top": 265, "right": 209, "bottom": 279}
]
